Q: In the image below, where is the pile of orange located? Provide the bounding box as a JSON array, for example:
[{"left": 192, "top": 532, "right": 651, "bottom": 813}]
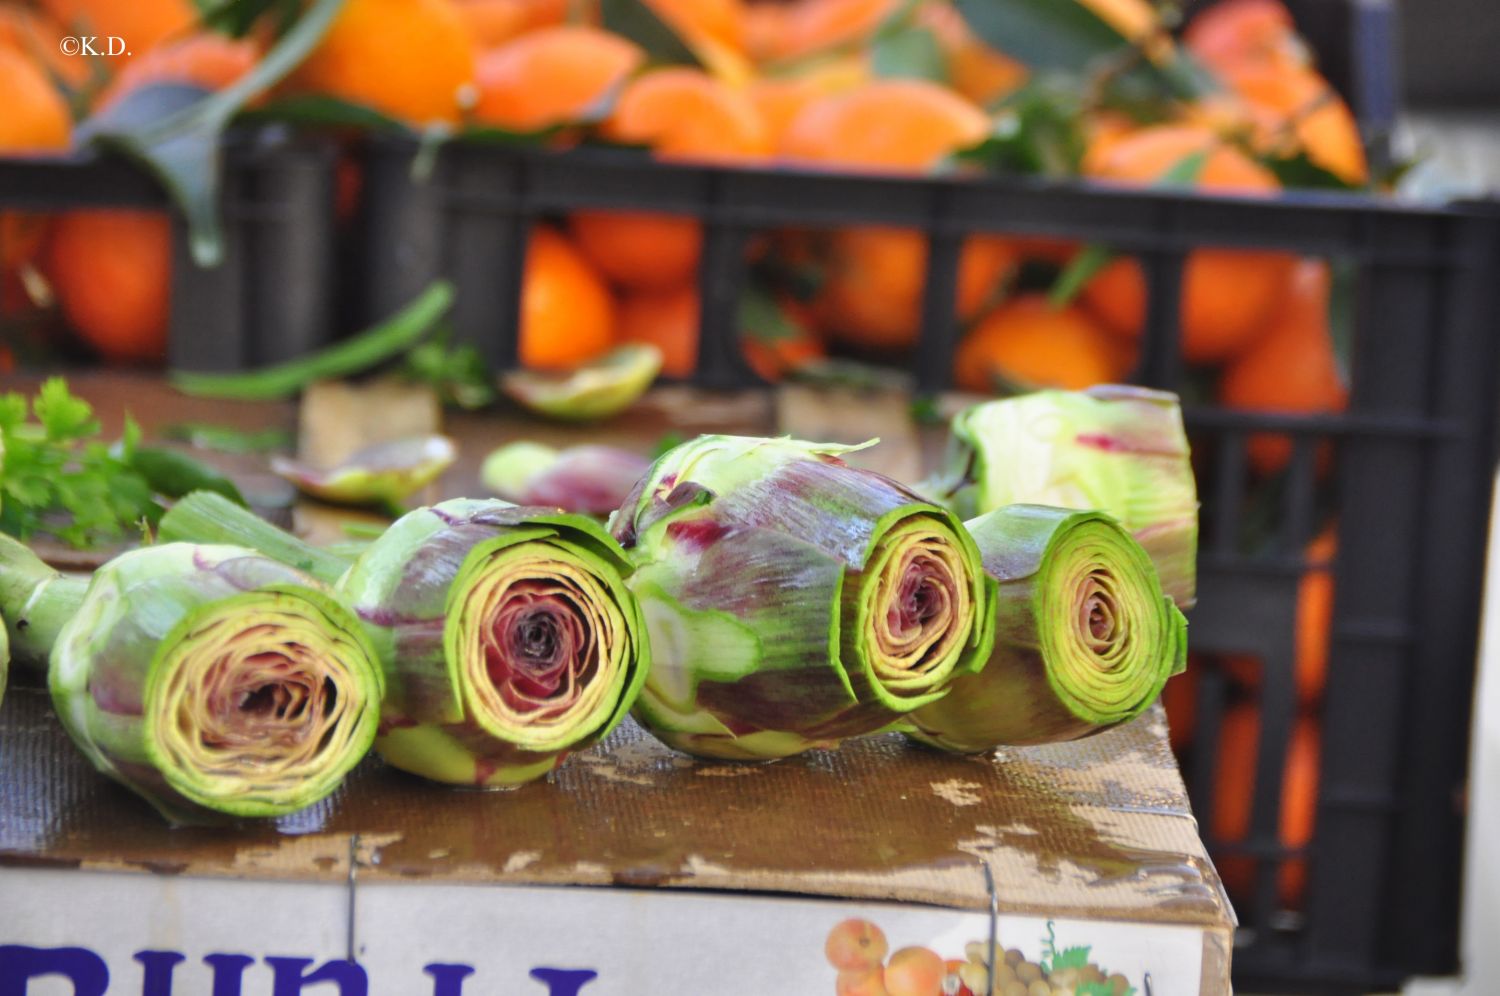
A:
[{"left": 2, "top": 0, "right": 1366, "bottom": 395}]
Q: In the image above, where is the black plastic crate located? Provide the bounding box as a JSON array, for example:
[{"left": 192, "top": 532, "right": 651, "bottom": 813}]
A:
[
  {"left": 0, "top": 129, "right": 340, "bottom": 372},
  {"left": 352, "top": 140, "right": 1499, "bottom": 992}
]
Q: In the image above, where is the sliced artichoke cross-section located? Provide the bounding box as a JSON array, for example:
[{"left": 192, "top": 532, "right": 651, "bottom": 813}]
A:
[
  {"left": 907, "top": 505, "right": 1187, "bottom": 752},
  {"left": 340, "top": 499, "right": 649, "bottom": 787},
  {"left": 44, "top": 544, "right": 384, "bottom": 823}
]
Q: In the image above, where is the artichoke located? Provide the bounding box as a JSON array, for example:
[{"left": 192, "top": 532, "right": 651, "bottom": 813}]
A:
[
  {"left": 929, "top": 386, "right": 1198, "bottom": 607},
  {"left": 906, "top": 505, "right": 1187, "bottom": 752},
  {"left": 335, "top": 499, "right": 648, "bottom": 787},
  {"left": 0, "top": 536, "right": 383, "bottom": 823},
  {"left": 481, "top": 442, "right": 652, "bottom": 516},
  {"left": 611, "top": 435, "right": 996, "bottom": 760},
  {"left": 164, "top": 492, "right": 651, "bottom": 787}
]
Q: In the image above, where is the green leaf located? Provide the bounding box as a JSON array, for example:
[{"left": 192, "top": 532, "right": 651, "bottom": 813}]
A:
[
  {"left": 600, "top": 0, "right": 700, "bottom": 67},
  {"left": 403, "top": 338, "right": 499, "bottom": 410},
  {"left": 198, "top": 0, "right": 303, "bottom": 38},
  {"left": 170, "top": 280, "right": 455, "bottom": 400},
  {"left": 1156, "top": 148, "right": 1208, "bottom": 186},
  {"left": 126, "top": 446, "right": 249, "bottom": 506},
  {"left": 872, "top": 26, "right": 947, "bottom": 83},
  {"left": 739, "top": 286, "right": 805, "bottom": 344},
  {"left": 955, "top": 0, "right": 1212, "bottom": 103},
  {"left": 1263, "top": 148, "right": 1361, "bottom": 192},
  {"left": 35, "top": 378, "right": 97, "bottom": 442},
  {"left": 1049, "top": 242, "right": 1114, "bottom": 308},
  {"left": 245, "top": 94, "right": 413, "bottom": 133},
  {"left": 952, "top": 75, "right": 1088, "bottom": 177},
  {"left": 78, "top": 0, "right": 346, "bottom": 267},
  {"left": 1051, "top": 945, "right": 1093, "bottom": 971}
]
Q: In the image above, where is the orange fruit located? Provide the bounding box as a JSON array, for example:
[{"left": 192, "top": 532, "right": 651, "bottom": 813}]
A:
[
  {"left": 616, "top": 284, "right": 698, "bottom": 377},
  {"left": 570, "top": 211, "right": 701, "bottom": 291},
  {"left": 451, "top": 0, "right": 530, "bottom": 49},
  {"left": 1088, "top": 122, "right": 1280, "bottom": 192},
  {"left": 0, "top": 47, "right": 71, "bottom": 273},
  {"left": 954, "top": 294, "right": 1132, "bottom": 393},
  {"left": 40, "top": 0, "right": 196, "bottom": 65},
  {"left": 1080, "top": 110, "right": 1140, "bottom": 174},
  {"left": 518, "top": 226, "right": 616, "bottom": 370},
  {"left": 95, "top": 34, "right": 259, "bottom": 112},
  {"left": 0, "top": 5, "right": 91, "bottom": 90},
  {"left": 750, "top": 0, "right": 899, "bottom": 63},
  {"left": 0, "top": 46, "right": 70, "bottom": 150},
  {"left": 471, "top": 26, "right": 642, "bottom": 131},
  {"left": 1185, "top": 0, "right": 1306, "bottom": 76},
  {"left": 1295, "top": 526, "right": 1336, "bottom": 706},
  {"left": 810, "top": 228, "right": 1017, "bottom": 351},
  {"left": 46, "top": 210, "right": 172, "bottom": 363},
  {"left": 746, "top": 55, "right": 868, "bottom": 145},
  {"left": 917, "top": 2, "right": 1027, "bottom": 106},
  {"left": 1211, "top": 706, "right": 1320, "bottom": 906},
  {"left": 884, "top": 947, "right": 946, "bottom": 996},
  {"left": 289, "top": 0, "right": 475, "bottom": 126},
  {"left": 604, "top": 67, "right": 771, "bottom": 162},
  {"left": 782, "top": 0, "right": 899, "bottom": 61},
  {"left": 1083, "top": 125, "right": 1294, "bottom": 363},
  {"left": 744, "top": 2, "right": 793, "bottom": 62},
  {"left": 1219, "top": 258, "right": 1347, "bottom": 474},
  {"left": 1222, "top": 64, "right": 1368, "bottom": 186},
  {"left": 779, "top": 79, "right": 988, "bottom": 172},
  {"left": 506, "top": 0, "right": 576, "bottom": 29}
]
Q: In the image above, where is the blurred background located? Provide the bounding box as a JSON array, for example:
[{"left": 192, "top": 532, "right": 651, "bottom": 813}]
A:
[{"left": 2, "top": 1, "right": 1499, "bottom": 993}]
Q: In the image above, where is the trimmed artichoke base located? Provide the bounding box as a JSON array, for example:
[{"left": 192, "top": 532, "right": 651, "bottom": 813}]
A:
[
  {"left": 353, "top": 502, "right": 648, "bottom": 788},
  {"left": 908, "top": 506, "right": 1187, "bottom": 753},
  {"left": 49, "top": 545, "right": 383, "bottom": 824},
  {"left": 144, "top": 593, "right": 379, "bottom": 814}
]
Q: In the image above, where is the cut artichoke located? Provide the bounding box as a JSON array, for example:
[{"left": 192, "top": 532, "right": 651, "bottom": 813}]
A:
[
  {"left": 340, "top": 499, "right": 649, "bottom": 787},
  {"left": 0, "top": 540, "right": 385, "bottom": 823},
  {"left": 906, "top": 505, "right": 1187, "bottom": 751},
  {"left": 929, "top": 385, "right": 1198, "bottom": 607},
  {"left": 612, "top": 435, "right": 995, "bottom": 760}
]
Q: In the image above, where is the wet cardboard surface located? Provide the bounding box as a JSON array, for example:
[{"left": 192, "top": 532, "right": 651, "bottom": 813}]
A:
[
  {"left": 0, "top": 681, "right": 1228, "bottom": 929},
  {"left": 1, "top": 374, "right": 1232, "bottom": 941}
]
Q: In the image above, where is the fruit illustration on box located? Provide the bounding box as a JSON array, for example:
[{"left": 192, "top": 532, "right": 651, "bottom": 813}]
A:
[{"left": 824, "top": 918, "right": 1139, "bottom": 996}]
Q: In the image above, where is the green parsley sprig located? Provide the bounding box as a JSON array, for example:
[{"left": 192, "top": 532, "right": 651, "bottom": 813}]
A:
[{"left": 0, "top": 379, "right": 245, "bottom": 549}]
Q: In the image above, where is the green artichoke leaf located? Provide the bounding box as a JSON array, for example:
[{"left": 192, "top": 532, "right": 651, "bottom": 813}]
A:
[
  {"left": 906, "top": 505, "right": 1187, "bottom": 752},
  {"left": 928, "top": 385, "right": 1198, "bottom": 608},
  {"left": 272, "top": 435, "right": 456, "bottom": 511},
  {"left": 481, "top": 441, "right": 651, "bottom": 516},
  {"left": 500, "top": 344, "right": 663, "bottom": 421},
  {"left": 47, "top": 543, "right": 383, "bottom": 824}
]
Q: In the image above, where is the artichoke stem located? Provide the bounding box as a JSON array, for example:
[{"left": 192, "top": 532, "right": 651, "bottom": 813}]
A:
[
  {"left": 0, "top": 534, "right": 90, "bottom": 667},
  {"left": 159, "top": 492, "right": 352, "bottom": 584}
]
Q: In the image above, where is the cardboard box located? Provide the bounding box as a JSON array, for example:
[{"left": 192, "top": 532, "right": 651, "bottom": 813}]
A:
[{"left": 0, "top": 681, "right": 1232, "bottom": 994}]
